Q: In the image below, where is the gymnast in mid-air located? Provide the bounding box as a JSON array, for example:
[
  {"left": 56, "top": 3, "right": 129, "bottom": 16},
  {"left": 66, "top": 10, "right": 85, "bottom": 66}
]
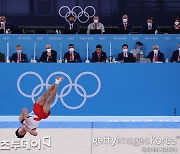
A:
[{"left": 15, "top": 76, "right": 63, "bottom": 138}]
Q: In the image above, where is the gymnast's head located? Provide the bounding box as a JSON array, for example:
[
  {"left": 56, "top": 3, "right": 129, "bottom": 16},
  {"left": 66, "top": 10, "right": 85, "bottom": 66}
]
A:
[{"left": 15, "top": 127, "right": 26, "bottom": 138}]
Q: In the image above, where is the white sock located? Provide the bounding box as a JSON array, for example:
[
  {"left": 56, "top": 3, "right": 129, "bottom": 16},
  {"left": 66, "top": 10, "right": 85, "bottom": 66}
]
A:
[{"left": 55, "top": 78, "right": 62, "bottom": 84}]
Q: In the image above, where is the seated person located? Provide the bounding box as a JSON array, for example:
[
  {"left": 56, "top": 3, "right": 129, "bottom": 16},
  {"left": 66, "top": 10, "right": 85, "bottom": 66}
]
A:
[
  {"left": 10, "top": 44, "right": 28, "bottom": 63},
  {"left": 141, "top": 17, "right": 158, "bottom": 34},
  {"left": 118, "top": 14, "right": 132, "bottom": 34},
  {"left": 130, "top": 41, "right": 144, "bottom": 62},
  {"left": 63, "top": 15, "right": 80, "bottom": 34},
  {"left": 170, "top": 17, "right": 180, "bottom": 34},
  {"left": 87, "top": 15, "right": 105, "bottom": 34},
  {"left": 63, "top": 44, "right": 82, "bottom": 63},
  {"left": 39, "top": 44, "right": 57, "bottom": 63},
  {"left": 146, "top": 44, "right": 165, "bottom": 63},
  {"left": 0, "top": 16, "right": 17, "bottom": 34},
  {"left": 117, "top": 44, "right": 134, "bottom": 62},
  {"left": 0, "top": 52, "right": 5, "bottom": 62},
  {"left": 91, "top": 44, "right": 107, "bottom": 63},
  {"left": 171, "top": 43, "right": 180, "bottom": 62}
]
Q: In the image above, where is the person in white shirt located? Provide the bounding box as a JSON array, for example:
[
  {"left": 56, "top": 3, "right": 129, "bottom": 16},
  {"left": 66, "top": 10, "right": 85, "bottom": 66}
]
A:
[
  {"left": 130, "top": 41, "right": 144, "bottom": 61},
  {"left": 87, "top": 15, "right": 105, "bottom": 34},
  {"left": 15, "top": 76, "right": 63, "bottom": 138}
]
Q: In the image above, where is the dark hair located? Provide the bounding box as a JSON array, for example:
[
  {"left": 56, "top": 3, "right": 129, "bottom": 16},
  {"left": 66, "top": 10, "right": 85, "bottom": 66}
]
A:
[
  {"left": 96, "top": 44, "right": 102, "bottom": 48},
  {"left": 147, "top": 16, "right": 153, "bottom": 21},
  {"left": 15, "top": 128, "right": 26, "bottom": 138},
  {"left": 94, "top": 15, "right": 99, "bottom": 18},
  {"left": 122, "top": 44, "right": 128, "bottom": 48},
  {"left": 174, "top": 17, "right": 180, "bottom": 21},
  {"left": 68, "top": 15, "right": 75, "bottom": 19},
  {"left": 136, "top": 41, "right": 143, "bottom": 46},
  {"left": 69, "top": 44, "right": 74, "bottom": 47},
  {"left": 16, "top": 44, "right": 22, "bottom": 48}
]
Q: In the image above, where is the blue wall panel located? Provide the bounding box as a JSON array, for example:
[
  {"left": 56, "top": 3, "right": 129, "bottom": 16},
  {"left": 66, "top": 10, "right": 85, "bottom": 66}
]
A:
[
  {"left": 0, "top": 63, "right": 179, "bottom": 116},
  {"left": 0, "top": 34, "right": 180, "bottom": 62}
]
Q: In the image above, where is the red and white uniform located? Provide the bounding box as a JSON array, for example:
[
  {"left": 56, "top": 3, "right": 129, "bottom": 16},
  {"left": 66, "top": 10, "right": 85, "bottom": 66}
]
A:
[{"left": 22, "top": 113, "right": 40, "bottom": 130}]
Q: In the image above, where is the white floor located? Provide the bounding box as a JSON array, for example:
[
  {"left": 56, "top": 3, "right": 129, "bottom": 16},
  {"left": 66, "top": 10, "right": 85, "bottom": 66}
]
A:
[{"left": 0, "top": 129, "right": 179, "bottom": 154}]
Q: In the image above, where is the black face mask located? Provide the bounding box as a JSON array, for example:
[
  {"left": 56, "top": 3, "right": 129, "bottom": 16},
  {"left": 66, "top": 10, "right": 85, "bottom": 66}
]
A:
[{"left": 69, "top": 20, "right": 74, "bottom": 24}]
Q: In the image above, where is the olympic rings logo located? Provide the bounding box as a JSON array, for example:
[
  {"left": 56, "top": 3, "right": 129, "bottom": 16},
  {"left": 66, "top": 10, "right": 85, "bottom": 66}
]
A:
[
  {"left": 17, "top": 71, "right": 101, "bottom": 110},
  {"left": 59, "top": 6, "right": 96, "bottom": 23}
]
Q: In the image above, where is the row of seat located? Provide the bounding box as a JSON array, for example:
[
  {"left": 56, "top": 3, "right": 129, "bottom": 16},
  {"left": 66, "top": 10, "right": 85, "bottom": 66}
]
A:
[{"left": 4, "top": 26, "right": 180, "bottom": 34}]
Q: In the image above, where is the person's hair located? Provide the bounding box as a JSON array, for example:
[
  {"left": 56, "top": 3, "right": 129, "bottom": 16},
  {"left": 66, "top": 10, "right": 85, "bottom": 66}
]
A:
[
  {"left": 122, "top": 44, "right": 128, "bottom": 48},
  {"left": 153, "top": 44, "right": 159, "bottom": 49},
  {"left": 69, "top": 44, "right": 74, "bottom": 47},
  {"left": 15, "top": 128, "right": 26, "bottom": 138},
  {"left": 96, "top": 44, "right": 102, "bottom": 48},
  {"left": 16, "top": 44, "right": 22, "bottom": 48},
  {"left": 136, "top": 41, "right": 143, "bottom": 46},
  {"left": 68, "top": 15, "right": 75, "bottom": 20},
  {"left": 147, "top": 16, "right": 153, "bottom": 21},
  {"left": 174, "top": 17, "right": 180, "bottom": 21},
  {"left": 122, "top": 14, "right": 128, "bottom": 18},
  {"left": 93, "top": 15, "right": 99, "bottom": 18}
]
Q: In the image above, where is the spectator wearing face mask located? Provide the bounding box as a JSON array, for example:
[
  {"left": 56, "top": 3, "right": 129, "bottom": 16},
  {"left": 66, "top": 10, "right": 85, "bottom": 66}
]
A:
[
  {"left": 10, "top": 45, "right": 28, "bottom": 63},
  {"left": 130, "top": 41, "right": 144, "bottom": 61},
  {"left": 39, "top": 44, "right": 57, "bottom": 63},
  {"left": 141, "top": 17, "right": 158, "bottom": 34},
  {"left": 171, "top": 43, "right": 180, "bottom": 63},
  {"left": 146, "top": 44, "right": 165, "bottom": 63},
  {"left": 87, "top": 15, "right": 105, "bottom": 34},
  {"left": 63, "top": 44, "right": 82, "bottom": 63},
  {"left": 0, "top": 16, "right": 17, "bottom": 34},
  {"left": 118, "top": 14, "right": 132, "bottom": 34},
  {"left": 170, "top": 17, "right": 180, "bottom": 34},
  {"left": 91, "top": 44, "right": 107, "bottom": 63},
  {"left": 117, "top": 44, "right": 134, "bottom": 62},
  {"left": 63, "top": 15, "right": 80, "bottom": 34}
]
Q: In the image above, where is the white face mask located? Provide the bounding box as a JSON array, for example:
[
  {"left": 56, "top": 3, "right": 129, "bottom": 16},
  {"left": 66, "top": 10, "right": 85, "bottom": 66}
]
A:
[
  {"left": 0, "top": 22, "right": 5, "bottom": 27},
  {"left": 69, "top": 48, "right": 74, "bottom": 52},
  {"left": 147, "top": 23, "right": 152, "bottom": 27},
  {"left": 47, "top": 49, "right": 51, "bottom": 52},
  {"left": 153, "top": 49, "right": 158, "bottom": 54},
  {"left": 17, "top": 50, "right": 21, "bottom": 53},
  {"left": 175, "top": 21, "right": 179, "bottom": 26},
  {"left": 179, "top": 48, "right": 180, "bottom": 52},
  {"left": 94, "top": 20, "right": 99, "bottom": 24},
  {"left": 123, "top": 19, "right": 128, "bottom": 23},
  {"left": 123, "top": 49, "right": 128, "bottom": 53}
]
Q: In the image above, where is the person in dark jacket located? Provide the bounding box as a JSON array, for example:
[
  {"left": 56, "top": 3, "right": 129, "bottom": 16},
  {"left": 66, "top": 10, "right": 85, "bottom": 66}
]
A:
[
  {"left": 91, "top": 44, "right": 107, "bottom": 63},
  {"left": 39, "top": 44, "right": 57, "bottom": 63}
]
